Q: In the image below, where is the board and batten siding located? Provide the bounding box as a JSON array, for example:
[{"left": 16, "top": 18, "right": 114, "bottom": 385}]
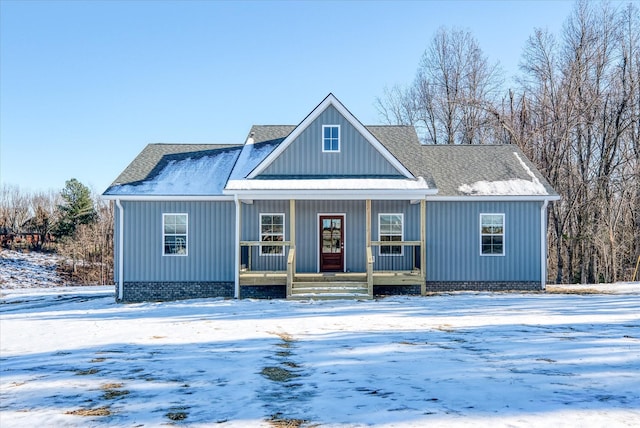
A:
[
  {"left": 258, "top": 105, "right": 404, "bottom": 178},
  {"left": 117, "top": 200, "right": 236, "bottom": 282},
  {"left": 426, "top": 201, "right": 542, "bottom": 282},
  {"left": 240, "top": 200, "right": 421, "bottom": 274}
]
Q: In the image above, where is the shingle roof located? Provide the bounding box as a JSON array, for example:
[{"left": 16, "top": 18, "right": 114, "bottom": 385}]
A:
[
  {"left": 104, "top": 143, "right": 241, "bottom": 194},
  {"left": 248, "top": 125, "right": 295, "bottom": 144},
  {"left": 103, "top": 127, "right": 557, "bottom": 198},
  {"left": 419, "top": 145, "right": 558, "bottom": 197}
]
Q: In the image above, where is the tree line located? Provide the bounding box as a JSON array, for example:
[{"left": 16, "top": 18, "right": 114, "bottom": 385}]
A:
[
  {"left": 377, "top": 0, "right": 639, "bottom": 283},
  {"left": 0, "top": 179, "right": 113, "bottom": 285}
]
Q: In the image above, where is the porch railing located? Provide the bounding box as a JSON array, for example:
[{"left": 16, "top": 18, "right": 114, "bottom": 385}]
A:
[
  {"left": 366, "top": 246, "right": 374, "bottom": 296},
  {"left": 240, "top": 241, "right": 292, "bottom": 273},
  {"left": 369, "top": 241, "right": 422, "bottom": 274},
  {"left": 287, "top": 247, "right": 296, "bottom": 297}
]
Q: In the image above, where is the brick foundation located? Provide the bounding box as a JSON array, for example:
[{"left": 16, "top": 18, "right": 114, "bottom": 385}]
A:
[
  {"left": 240, "top": 285, "right": 286, "bottom": 299},
  {"left": 425, "top": 281, "right": 542, "bottom": 292},
  {"left": 120, "top": 282, "right": 234, "bottom": 303},
  {"left": 373, "top": 285, "right": 421, "bottom": 296}
]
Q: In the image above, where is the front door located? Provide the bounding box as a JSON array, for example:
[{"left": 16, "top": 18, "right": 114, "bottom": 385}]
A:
[{"left": 319, "top": 215, "right": 344, "bottom": 272}]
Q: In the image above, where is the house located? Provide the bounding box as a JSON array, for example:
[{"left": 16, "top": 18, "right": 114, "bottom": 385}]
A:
[{"left": 102, "top": 94, "right": 559, "bottom": 302}]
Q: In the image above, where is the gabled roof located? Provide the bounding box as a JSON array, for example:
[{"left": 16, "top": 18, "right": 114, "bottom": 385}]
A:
[
  {"left": 247, "top": 93, "right": 414, "bottom": 179},
  {"left": 102, "top": 94, "right": 558, "bottom": 201}
]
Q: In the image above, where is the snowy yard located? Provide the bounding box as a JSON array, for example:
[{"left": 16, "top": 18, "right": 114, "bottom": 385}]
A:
[{"left": 1, "top": 250, "right": 639, "bottom": 427}]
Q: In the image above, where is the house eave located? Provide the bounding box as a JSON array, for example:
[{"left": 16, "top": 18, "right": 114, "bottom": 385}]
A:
[
  {"left": 101, "top": 194, "right": 235, "bottom": 201},
  {"left": 225, "top": 188, "right": 438, "bottom": 201},
  {"left": 426, "top": 195, "right": 561, "bottom": 202}
]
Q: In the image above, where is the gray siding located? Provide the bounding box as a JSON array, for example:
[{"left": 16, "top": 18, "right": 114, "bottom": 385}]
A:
[
  {"left": 240, "top": 200, "right": 291, "bottom": 272},
  {"left": 120, "top": 200, "right": 236, "bottom": 282},
  {"left": 241, "top": 200, "right": 427, "bottom": 274},
  {"left": 295, "top": 200, "right": 366, "bottom": 272},
  {"left": 259, "top": 105, "right": 404, "bottom": 178},
  {"left": 371, "top": 200, "right": 421, "bottom": 271},
  {"left": 426, "top": 201, "right": 542, "bottom": 282}
]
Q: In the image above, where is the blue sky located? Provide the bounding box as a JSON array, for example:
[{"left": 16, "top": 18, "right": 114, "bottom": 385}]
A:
[{"left": 0, "top": 0, "right": 577, "bottom": 195}]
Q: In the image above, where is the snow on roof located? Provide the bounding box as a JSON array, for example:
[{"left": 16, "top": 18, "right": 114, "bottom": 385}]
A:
[
  {"left": 225, "top": 176, "right": 430, "bottom": 191},
  {"left": 458, "top": 152, "right": 548, "bottom": 196},
  {"left": 228, "top": 139, "right": 281, "bottom": 180},
  {"left": 107, "top": 149, "right": 240, "bottom": 195}
]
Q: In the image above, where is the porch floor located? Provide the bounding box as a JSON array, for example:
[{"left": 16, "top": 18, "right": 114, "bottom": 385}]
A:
[{"left": 239, "top": 270, "right": 423, "bottom": 299}]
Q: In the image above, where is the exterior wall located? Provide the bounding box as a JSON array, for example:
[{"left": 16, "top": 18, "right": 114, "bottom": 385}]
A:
[
  {"left": 117, "top": 200, "right": 236, "bottom": 301},
  {"left": 259, "top": 105, "right": 404, "bottom": 178},
  {"left": 295, "top": 200, "right": 366, "bottom": 272},
  {"left": 426, "top": 200, "right": 543, "bottom": 283},
  {"left": 371, "top": 200, "right": 421, "bottom": 271},
  {"left": 240, "top": 200, "right": 290, "bottom": 272},
  {"left": 241, "top": 200, "right": 421, "bottom": 274}
]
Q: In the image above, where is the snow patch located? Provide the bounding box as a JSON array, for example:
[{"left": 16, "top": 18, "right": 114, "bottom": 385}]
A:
[
  {"left": 0, "top": 249, "right": 65, "bottom": 289},
  {"left": 226, "top": 176, "right": 430, "bottom": 191},
  {"left": 228, "top": 141, "right": 280, "bottom": 180},
  {"left": 458, "top": 152, "right": 548, "bottom": 196},
  {"left": 108, "top": 149, "right": 240, "bottom": 195}
]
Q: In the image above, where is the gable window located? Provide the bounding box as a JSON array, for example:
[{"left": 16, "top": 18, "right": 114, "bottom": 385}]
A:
[
  {"left": 379, "top": 213, "right": 403, "bottom": 255},
  {"left": 260, "top": 213, "right": 285, "bottom": 255},
  {"left": 480, "top": 214, "right": 504, "bottom": 256},
  {"left": 163, "top": 213, "right": 188, "bottom": 256},
  {"left": 322, "top": 125, "right": 340, "bottom": 152}
]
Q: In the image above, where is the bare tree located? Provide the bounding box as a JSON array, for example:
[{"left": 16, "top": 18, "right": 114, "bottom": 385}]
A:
[{"left": 376, "top": 27, "right": 503, "bottom": 144}]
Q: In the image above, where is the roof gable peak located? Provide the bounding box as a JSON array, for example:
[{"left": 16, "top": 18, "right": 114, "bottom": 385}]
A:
[{"left": 247, "top": 94, "right": 414, "bottom": 179}]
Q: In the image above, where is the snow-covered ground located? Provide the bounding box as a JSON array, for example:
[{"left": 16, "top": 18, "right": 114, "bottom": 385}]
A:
[
  {"left": 1, "top": 249, "right": 639, "bottom": 427},
  {"left": 0, "top": 287, "right": 638, "bottom": 427},
  {"left": 0, "top": 249, "right": 65, "bottom": 289}
]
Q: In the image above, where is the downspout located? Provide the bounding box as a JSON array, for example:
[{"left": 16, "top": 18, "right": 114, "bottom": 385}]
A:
[
  {"left": 234, "top": 194, "right": 240, "bottom": 299},
  {"left": 115, "top": 199, "right": 124, "bottom": 302},
  {"left": 540, "top": 200, "right": 549, "bottom": 290}
]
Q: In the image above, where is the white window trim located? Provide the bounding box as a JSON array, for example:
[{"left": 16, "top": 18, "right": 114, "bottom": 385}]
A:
[
  {"left": 378, "top": 213, "right": 404, "bottom": 257},
  {"left": 162, "top": 213, "right": 188, "bottom": 256},
  {"left": 322, "top": 124, "right": 340, "bottom": 153},
  {"left": 480, "top": 213, "right": 505, "bottom": 257},
  {"left": 260, "top": 213, "right": 285, "bottom": 256}
]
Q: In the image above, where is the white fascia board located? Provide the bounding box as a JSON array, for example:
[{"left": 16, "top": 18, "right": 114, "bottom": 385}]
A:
[
  {"left": 226, "top": 189, "right": 436, "bottom": 201},
  {"left": 247, "top": 94, "right": 414, "bottom": 179},
  {"left": 426, "top": 195, "right": 561, "bottom": 202},
  {"left": 101, "top": 194, "right": 235, "bottom": 201}
]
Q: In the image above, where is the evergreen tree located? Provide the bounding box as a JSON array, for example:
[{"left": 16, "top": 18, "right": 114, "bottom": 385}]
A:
[{"left": 56, "top": 179, "right": 96, "bottom": 237}]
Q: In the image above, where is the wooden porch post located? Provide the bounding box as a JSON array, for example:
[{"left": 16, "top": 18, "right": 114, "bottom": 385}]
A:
[
  {"left": 366, "top": 199, "right": 371, "bottom": 246},
  {"left": 234, "top": 196, "right": 242, "bottom": 299},
  {"left": 366, "top": 199, "right": 372, "bottom": 296},
  {"left": 288, "top": 199, "right": 296, "bottom": 297},
  {"left": 420, "top": 199, "right": 426, "bottom": 295}
]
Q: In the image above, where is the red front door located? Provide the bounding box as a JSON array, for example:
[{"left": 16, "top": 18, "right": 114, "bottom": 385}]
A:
[{"left": 320, "top": 215, "right": 344, "bottom": 272}]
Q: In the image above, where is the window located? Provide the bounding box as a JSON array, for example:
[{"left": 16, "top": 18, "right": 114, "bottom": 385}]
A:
[
  {"left": 481, "top": 214, "right": 504, "bottom": 255},
  {"left": 260, "top": 213, "right": 285, "bottom": 255},
  {"left": 379, "top": 213, "right": 403, "bottom": 255},
  {"left": 322, "top": 125, "right": 340, "bottom": 152},
  {"left": 163, "top": 213, "right": 188, "bottom": 256}
]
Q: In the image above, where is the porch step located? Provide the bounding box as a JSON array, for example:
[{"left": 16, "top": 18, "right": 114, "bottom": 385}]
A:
[{"left": 289, "top": 281, "right": 371, "bottom": 300}]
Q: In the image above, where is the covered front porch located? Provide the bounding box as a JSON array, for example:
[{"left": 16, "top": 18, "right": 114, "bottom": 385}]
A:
[{"left": 235, "top": 199, "right": 427, "bottom": 299}]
